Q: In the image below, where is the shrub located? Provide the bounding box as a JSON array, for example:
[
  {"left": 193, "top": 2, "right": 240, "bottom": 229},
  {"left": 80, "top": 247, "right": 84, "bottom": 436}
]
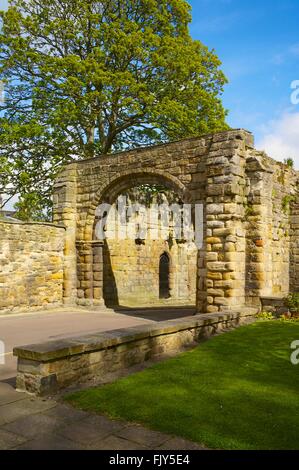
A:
[
  {"left": 256, "top": 311, "right": 274, "bottom": 321},
  {"left": 284, "top": 158, "right": 294, "bottom": 168},
  {"left": 284, "top": 293, "right": 299, "bottom": 316},
  {"left": 280, "top": 313, "right": 299, "bottom": 323},
  {"left": 282, "top": 195, "right": 296, "bottom": 215}
]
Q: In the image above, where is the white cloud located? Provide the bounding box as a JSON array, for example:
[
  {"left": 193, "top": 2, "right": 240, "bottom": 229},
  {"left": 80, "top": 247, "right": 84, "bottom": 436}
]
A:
[{"left": 256, "top": 112, "right": 299, "bottom": 168}]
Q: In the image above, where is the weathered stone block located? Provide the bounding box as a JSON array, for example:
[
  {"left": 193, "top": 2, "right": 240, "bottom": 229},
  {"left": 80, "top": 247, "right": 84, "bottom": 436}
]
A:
[{"left": 206, "top": 204, "right": 224, "bottom": 215}]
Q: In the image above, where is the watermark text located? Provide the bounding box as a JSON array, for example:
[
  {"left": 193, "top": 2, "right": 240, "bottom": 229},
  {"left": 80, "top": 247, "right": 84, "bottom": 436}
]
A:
[
  {"left": 94, "top": 198, "right": 204, "bottom": 249},
  {"left": 291, "top": 80, "right": 299, "bottom": 105},
  {"left": 290, "top": 340, "right": 299, "bottom": 365},
  {"left": 0, "top": 340, "right": 5, "bottom": 365}
]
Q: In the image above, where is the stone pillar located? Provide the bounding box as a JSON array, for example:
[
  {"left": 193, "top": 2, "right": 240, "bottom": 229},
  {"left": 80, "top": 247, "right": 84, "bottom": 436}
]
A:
[
  {"left": 76, "top": 240, "right": 104, "bottom": 306},
  {"left": 53, "top": 164, "right": 78, "bottom": 305},
  {"left": 246, "top": 157, "right": 297, "bottom": 304},
  {"left": 93, "top": 241, "right": 104, "bottom": 305},
  {"left": 245, "top": 157, "right": 274, "bottom": 305},
  {"left": 290, "top": 197, "right": 299, "bottom": 293},
  {"left": 196, "top": 246, "right": 207, "bottom": 313},
  {"left": 204, "top": 130, "right": 253, "bottom": 312},
  {"left": 196, "top": 203, "right": 207, "bottom": 313}
]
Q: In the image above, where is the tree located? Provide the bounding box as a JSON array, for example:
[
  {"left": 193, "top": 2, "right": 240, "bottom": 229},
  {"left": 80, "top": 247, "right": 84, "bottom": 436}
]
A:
[{"left": 0, "top": 0, "right": 228, "bottom": 220}]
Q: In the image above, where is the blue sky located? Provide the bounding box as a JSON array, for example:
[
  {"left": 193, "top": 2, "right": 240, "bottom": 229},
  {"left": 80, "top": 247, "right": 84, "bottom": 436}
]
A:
[
  {"left": 189, "top": 0, "right": 299, "bottom": 164},
  {"left": 0, "top": 0, "right": 299, "bottom": 165}
]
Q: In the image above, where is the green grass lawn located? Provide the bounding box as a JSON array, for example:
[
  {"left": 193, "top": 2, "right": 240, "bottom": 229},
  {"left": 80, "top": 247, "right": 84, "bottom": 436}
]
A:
[{"left": 65, "top": 321, "right": 299, "bottom": 450}]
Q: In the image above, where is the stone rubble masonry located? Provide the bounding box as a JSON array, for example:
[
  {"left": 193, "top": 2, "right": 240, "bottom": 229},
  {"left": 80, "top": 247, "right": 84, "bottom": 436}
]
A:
[
  {"left": 0, "top": 221, "right": 65, "bottom": 313},
  {"left": 14, "top": 309, "right": 256, "bottom": 396},
  {"left": 245, "top": 152, "right": 298, "bottom": 305}
]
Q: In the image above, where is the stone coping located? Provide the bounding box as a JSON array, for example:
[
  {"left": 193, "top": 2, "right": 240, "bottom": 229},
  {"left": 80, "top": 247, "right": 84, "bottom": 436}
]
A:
[
  {"left": 74, "top": 129, "right": 254, "bottom": 165},
  {"left": 260, "top": 296, "right": 285, "bottom": 301},
  {"left": 14, "top": 309, "right": 256, "bottom": 363},
  {"left": 0, "top": 219, "right": 66, "bottom": 229}
]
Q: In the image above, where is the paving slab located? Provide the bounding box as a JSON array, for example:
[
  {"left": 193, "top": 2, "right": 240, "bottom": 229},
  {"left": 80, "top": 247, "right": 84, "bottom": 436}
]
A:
[
  {"left": 42, "top": 403, "right": 91, "bottom": 423},
  {"left": 0, "top": 382, "right": 27, "bottom": 406},
  {"left": 89, "top": 435, "right": 150, "bottom": 450},
  {"left": 0, "top": 429, "right": 28, "bottom": 450},
  {"left": 0, "top": 397, "right": 56, "bottom": 426},
  {"left": 57, "top": 420, "right": 119, "bottom": 445},
  {"left": 14, "top": 435, "right": 84, "bottom": 450},
  {"left": 157, "top": 437, "right": 207, "bottom": 450},
  {"left": 0, "top": 400, "right": 37, "bottom": 426},
  {"left": 82, "top": 414, "right": 127, "bottom": 435},
  {"left": 2, "top": 413, "right": 60, "bottom": 439},
  {"left": 116, "top": 425, "right": 172, "bottom": 448}
]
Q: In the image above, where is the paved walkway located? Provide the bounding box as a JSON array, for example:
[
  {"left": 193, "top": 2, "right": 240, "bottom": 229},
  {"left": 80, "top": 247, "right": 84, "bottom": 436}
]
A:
[
  {"left": 0, "top": 306, "right": 203, "bottom": 450},
  {"left": 0, "top": 382, "right": 204, "bottom": 450},
  {"left": 0, "top": 306, "right": 195, "bottom": 381}
]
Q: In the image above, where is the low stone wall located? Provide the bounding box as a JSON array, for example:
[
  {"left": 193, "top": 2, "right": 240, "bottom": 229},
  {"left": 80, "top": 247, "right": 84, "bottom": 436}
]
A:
[
  {"left": 0, "top": 220, "right": 65, "bottom": 313},
  {"left": 14, "top": 309, "right": 256, "bottom": 396}
]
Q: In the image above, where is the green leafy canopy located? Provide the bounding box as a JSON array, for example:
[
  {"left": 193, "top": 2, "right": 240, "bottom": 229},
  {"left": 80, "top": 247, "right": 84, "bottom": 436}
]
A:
[{"left": 0, "top": 0, "right": 228, "bottom": 220}]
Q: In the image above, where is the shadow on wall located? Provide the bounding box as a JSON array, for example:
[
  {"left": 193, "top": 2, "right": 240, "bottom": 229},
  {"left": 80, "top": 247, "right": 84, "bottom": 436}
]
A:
[{"left": 103, "top": 239, "right": 119, "bottom": 307}]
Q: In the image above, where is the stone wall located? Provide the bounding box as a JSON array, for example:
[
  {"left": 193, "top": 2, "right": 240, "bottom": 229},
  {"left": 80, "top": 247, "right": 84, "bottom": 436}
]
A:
[
  {"left": 54, "top": 130, "right": 254, "bottom": 312},
  {"left": 245, "top": 152, "right": 298, "bottom": 306},
  {"left": 52, "top": 129, "right": 299, "bottom": 312},
  {"left": 0, "top": 221, "right": 65, "bottom": 313},
  {"left": 290, "top": 195, "right": 299, "bottom": 293},
  {"left": 103, "top": 239, "right": 197, "bottom": 307},
  {"left": 1, "top": 130, "right": 299, "bottom": 316},
  {"left": 14, "top": 308, "right": 256, "bottom": 396}
]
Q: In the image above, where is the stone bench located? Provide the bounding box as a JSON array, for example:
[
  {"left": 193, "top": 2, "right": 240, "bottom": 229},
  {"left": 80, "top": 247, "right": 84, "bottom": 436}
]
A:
[{"left": 14, "top": 309, "right": 257, "bottom": 397}]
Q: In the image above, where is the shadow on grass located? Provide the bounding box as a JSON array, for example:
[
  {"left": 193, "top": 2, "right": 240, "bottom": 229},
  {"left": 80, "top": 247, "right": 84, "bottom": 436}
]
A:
[{"left": 65, "top": 321, "right": 299, "bottom": 450}]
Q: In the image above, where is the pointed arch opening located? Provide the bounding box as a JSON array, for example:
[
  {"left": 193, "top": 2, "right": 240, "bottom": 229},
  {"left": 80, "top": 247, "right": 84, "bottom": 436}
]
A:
[{"left": 159, "top": 252, "right": 171, "bottom": 299}]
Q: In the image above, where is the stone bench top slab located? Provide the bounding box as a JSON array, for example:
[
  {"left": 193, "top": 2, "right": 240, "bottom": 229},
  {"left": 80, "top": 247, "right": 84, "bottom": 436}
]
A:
[
  {"left": 260, "top": 296, "right": 285, "bottom": 300},
  {"left": 13, "top": 309, "right": 256, "bottom": 363}
]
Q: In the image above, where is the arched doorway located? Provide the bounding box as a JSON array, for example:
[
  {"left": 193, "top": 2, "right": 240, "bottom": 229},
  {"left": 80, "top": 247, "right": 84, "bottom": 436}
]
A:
[
  {"left": 69, "top": 168, "right": 203, "bottom": 311},
  {"left": 159, "top": 252, "right": 171, "bottom": 299}
]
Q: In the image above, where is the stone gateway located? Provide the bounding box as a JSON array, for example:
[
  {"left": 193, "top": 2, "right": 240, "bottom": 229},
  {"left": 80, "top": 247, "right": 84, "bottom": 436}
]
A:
[
  {"left": 1, "top": 129, "right": 299, "bottom": 314},
  {"left": 53, "top": 128, "right": 299, "bottom": 313}
]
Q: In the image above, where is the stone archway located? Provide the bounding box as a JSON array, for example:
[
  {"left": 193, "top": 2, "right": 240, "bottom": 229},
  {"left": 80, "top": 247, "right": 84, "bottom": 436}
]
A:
[
  {"left": 84, "top": 169, "right": 192, "bottom": 241},
  {"left": 78, "top": 170, "right": 196, "bottom": 308},
  {"left": 53, "top": 130, "right": 254, "bottom": 313}
]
